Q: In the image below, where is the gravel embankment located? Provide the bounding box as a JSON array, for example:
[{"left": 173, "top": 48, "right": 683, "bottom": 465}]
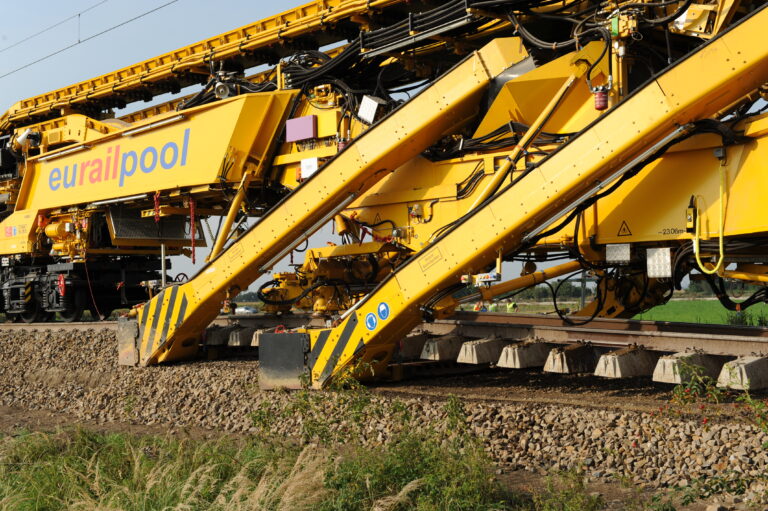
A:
[{"left": 1, "top": 328, "right": 767, "bottom": 498}]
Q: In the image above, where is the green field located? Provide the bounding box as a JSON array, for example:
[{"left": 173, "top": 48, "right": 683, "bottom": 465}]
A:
[
  {"left": 468, "top": 299, "right": 768, "bottom": 326},
  {"left": 632, "top": 299, "right": 768, "bottom": 325}
]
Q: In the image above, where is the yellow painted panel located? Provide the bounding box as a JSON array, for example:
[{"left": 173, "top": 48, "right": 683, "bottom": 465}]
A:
[
  {"left": 317, "top": 110, "right": 341, "bottom": 138},
  {"left": 0, "top": 211, "right": 37, "bottom": 254},
  {"left": 17, "top": 92, "right": 294, "bottom": 211},
  {"left": 593, "top": 135, "right": 768, "bottom": 244},
  {"left": 473, "top": 42, "right": 605, "bottom": 137}
]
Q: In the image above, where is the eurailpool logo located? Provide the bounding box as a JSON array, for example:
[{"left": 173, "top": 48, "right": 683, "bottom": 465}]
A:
[{"left": 47, "top": 128, "right": 190, "bottom": 190}]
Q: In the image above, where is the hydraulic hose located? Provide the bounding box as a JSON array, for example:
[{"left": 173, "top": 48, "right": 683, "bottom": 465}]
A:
[{"left": 693, "top": 159, "right": 726, "bottom": 275}]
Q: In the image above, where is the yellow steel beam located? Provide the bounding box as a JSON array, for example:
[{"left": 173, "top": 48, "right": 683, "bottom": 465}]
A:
[
  {"left": 439, "top": 260, "right": 583, "bottom": 315},
  {"left": 719, "top": 269, "right": 768, "bottom": 283},
  {"left": 304, "top": 5, "right": 768, "bottom": 388},
  {"left": 131, "top": 38, "right": 529, "bottom": 366},
  {"left": 0, "top": 0, "right": 408, "bottom": 132}
]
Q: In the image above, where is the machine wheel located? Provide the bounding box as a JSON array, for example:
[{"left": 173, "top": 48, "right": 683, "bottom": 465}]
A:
[
  {"left": 59, "top": 307, "right": 83, "bottom": 323},
  {"left": 60, "top": 290, "right": 85, "bottom": 323},
  {"left": 19, "top": 299, "right": 44, "bottom": 323}
]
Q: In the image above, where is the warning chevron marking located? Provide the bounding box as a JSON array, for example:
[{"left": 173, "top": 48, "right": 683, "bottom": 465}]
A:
[{"left": 617, "top": 221, "right": 632, "bottom": 237}]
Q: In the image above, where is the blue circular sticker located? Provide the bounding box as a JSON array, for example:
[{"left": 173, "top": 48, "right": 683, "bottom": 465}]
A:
[
  {"left": 377, "top": 302, "right": 390, "bottom": 321},
  {"left": 365, "top": 312, "right": 378, "bottom": 331}
]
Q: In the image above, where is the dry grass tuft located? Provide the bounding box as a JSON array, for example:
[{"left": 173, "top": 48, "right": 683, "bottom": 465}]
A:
[{"left": 371, "top": 478, "right": 424, "bottom": 511}]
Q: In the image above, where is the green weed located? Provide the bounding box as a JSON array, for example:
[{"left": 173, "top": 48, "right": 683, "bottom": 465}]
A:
[
  {"left": 318, "top": 394, "right": 508, "bottom": 511},
  {"left": 633, "top": 300, "right": 768, "bottom": 324},
  {"left": 669, "top": 358, "right": 724, "bottom": 406},
  {"left": 532, "top": 470, "right": 604, "bottom": 511},
  {"left": 664, "top": 472, "right": 758, "bottom": 506}
]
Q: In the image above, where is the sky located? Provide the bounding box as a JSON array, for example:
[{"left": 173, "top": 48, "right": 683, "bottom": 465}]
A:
[
  {"left": 0, "top": 0, "right": 336, "bottom": 290},
  {"left": 0, "top": 1, "right": 278, "bottom": 107}
]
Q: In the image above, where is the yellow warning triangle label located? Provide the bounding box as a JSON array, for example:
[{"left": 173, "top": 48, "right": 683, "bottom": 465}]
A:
[{"left": 617, "top": 221, "right": 632, "bottom": 237}]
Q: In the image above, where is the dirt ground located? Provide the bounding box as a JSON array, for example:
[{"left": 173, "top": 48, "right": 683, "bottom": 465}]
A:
[
  {"left": 374, "top": 367, "right": 766, "bottom": 421},
  {"left": 501, "top": 468, "right": 736, "bottom": 510},
  {"left": 376, "top": 367, "right": 673, "bottom": 411}
]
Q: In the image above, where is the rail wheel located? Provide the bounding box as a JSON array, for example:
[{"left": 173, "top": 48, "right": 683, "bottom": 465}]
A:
[
  {"left": 60, "top": 290, "right": 85, "bottom": 323},
  {"left": 19, "top": 299, "right": 44, "bottom": 323}
]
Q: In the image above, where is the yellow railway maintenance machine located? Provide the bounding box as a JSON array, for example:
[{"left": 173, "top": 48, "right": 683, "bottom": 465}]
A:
[
  {"left": 277, "top": 3, "right": 768, "bottom": 389},
  {"left": 2, "top": 0, "right": 768, "bottom": 388},
  {"left": 0, "top": 0, "right": 492, "bottom": 322}
]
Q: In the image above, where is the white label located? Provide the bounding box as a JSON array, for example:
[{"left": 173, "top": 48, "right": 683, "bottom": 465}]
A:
[
  {"left": 300, "top": 158, "right": 319, "bottom": 179},
  {"left": 358, "top": 95, "right": 380, "bottom": 124}
]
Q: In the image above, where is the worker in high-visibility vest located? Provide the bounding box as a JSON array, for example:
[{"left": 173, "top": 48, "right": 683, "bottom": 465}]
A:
[
  {"left": 506, "top": 301, "right": 519, "bottom": 313},
  {"left": 488, "top": 302, "right": 499, "bottom": 312}
]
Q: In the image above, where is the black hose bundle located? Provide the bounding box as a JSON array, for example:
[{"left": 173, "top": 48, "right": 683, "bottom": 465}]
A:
[
  {"left": 257, "top": 279, "right": 337, "bottom": 306},
  {"left": 428, "top": 121, "right": 575, "bottom": 160},
  {"left": 704, "top": 273, "right": 768, "bottom": 312}
]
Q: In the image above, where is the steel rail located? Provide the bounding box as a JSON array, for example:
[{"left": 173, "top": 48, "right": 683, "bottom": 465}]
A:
[
  {"left": 450, "top": 311, "right": 768, "bottom": 338},
  {"left": 421, "top": 312, "right": 768, "bottom": 357}
]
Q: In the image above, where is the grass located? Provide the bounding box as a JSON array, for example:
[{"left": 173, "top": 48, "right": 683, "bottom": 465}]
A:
[
  {"left": 464, "top": 297, "right": 768, "bottom": 326},
  {"left": 532, "top": 471, "right": 604, "bottom": 511},
  {"left": 316, "top": 395, "right": 524, "bottom": 511},
  {"left": 632, "top": 299, "right": 768, "bottom": 325},
  {"left": 0, "top": 428, "right": 307, "bottom": 511},
  {"left": 320, "top": 427, "right": 506, "bottom": 511}
]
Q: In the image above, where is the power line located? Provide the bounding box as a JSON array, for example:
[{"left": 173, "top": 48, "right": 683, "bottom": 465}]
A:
[
  {"left": 0, "top": 0, "right": 179, "bottom": 81},
  {"left": 0, "top": 0, "right": 110, "bottom": 54}
]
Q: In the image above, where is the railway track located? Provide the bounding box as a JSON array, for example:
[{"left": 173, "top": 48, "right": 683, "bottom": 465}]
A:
[
  {"left": 0, "top": 320, "right": 121, "bottom": 331},
  {"left": 4, "top": 311, "right": 768, "bottom": 357},
  {"left": 423, "top": 312, "right": 768, "bottom": 357}
]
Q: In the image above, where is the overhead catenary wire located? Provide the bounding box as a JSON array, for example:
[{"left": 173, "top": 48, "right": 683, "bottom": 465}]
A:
[
  {"left": 0, "top": 0, "right": 178, "bottom": 81},
  {"left": 0, "top": 0, "right": 109, "bottom": 54}
]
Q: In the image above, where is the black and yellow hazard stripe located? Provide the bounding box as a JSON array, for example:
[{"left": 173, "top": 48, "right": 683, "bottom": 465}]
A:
[
  {"left": 23, "top": 282, "right": 33, "bottom": 303},
  {"left": 309, "top": 313, "right": 366, "bottom": 386},
  {"left": 138, "top": 285, "right": 189, "bottom": 365}
]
